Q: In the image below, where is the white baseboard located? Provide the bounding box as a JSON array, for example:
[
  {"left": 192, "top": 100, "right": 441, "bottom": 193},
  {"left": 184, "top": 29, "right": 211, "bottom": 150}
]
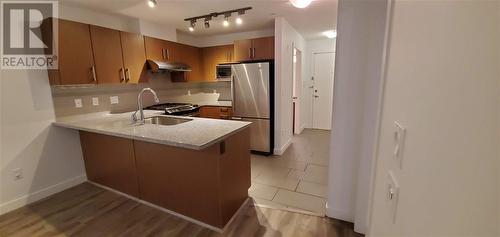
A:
[
  {"left": 0, "top": 175, "right": 87, "bottom": 215},
  {"left": 273, "top": 137, "right": 292, "bottom": 155},
  {"left": 326, "top": 206, "right": 354, "bottom": 223}
]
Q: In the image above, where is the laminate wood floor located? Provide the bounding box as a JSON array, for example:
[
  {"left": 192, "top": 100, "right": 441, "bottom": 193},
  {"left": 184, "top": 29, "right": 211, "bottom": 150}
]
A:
[{"left": 0, "top": 183, "right": 363, "bottom": 237}]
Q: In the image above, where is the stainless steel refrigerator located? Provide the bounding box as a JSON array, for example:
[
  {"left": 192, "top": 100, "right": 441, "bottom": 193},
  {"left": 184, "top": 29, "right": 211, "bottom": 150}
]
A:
[{"left": 231, "top": 62, "right": 274, "bottom": 155}]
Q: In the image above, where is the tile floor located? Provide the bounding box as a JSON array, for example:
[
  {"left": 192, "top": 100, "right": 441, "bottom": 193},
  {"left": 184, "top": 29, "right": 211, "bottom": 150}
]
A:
[{"left": 249, "top": 129, "right": 331, "bottom": 215}]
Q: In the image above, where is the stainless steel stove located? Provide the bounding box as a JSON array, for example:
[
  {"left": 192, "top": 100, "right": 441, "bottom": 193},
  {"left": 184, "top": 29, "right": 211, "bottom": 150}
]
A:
[{"left": 145, "top": 103, "right": 199, "bottom": 117}]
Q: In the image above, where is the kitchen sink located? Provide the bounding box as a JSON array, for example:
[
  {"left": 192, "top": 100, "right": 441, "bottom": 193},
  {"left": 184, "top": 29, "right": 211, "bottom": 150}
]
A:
[{"left": 144, "top": 116, "right": 192, "bottom": 126}]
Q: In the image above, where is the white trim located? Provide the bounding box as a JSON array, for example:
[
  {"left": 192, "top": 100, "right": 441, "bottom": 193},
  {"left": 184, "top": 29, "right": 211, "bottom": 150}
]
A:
[
  {"left": 88, "top": 181, "right": 249, "bottom": 233},
  {"left": 273, "top": 136, "right": 292, "bottom": 155},
  {"left": 326, "top": 206, "right": 354, "bottom": 223},
  {"left": 0, "top": 175, "right": 87, "bottom": 215}
]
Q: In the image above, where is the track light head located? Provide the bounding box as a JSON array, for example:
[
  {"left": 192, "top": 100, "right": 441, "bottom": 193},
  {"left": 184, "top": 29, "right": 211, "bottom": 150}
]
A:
[{"left": 147, "top": 0, "right": 157, "bottom": 8}]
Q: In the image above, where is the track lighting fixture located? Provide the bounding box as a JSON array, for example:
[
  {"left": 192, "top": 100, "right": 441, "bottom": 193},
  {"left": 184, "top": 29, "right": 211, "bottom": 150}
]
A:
[
  {"left": 184, "top": 7, "right": 251, "bottom": 32},
  {"left": 147, "top": 0, "right": 157, "bottom": 8},
  {"left": 188, "top": 19, "right": 196, "bottom": 31}
]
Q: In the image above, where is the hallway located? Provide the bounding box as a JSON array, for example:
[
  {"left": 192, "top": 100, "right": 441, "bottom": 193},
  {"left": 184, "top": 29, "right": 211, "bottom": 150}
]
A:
[{"left": 250, "top": 129, "right": 331, "bottom": 215}]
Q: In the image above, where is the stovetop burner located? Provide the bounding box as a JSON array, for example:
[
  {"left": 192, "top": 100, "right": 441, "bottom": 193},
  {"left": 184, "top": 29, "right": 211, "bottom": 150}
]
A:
[{"left": 145, "top": 103, "right": 199, "bottom": 116}]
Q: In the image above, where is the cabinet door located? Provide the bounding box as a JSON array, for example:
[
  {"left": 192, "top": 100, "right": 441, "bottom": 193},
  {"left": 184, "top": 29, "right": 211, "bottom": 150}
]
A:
[
  {"left": 233, "top": 39, "right": 252, "bottom": 62},
  {"left": 79, "top": 132, "right": 139, "bottom": 197},
  {"left": 90, "top": 26, "right": 125, "bottom": 84},
  {"left": 252, "top": 36, "right": 275, "bottom": 60},
  {"left": 201, "top": 45, "right": 233, "bottom": 82},
  {"left": 199, "top": 106, "right": 222, "bottom": 119},
  {"left": 144, "top": 36, "right": 164, "bottom": 61},
  {"left": 120, "top": 32, "right": 147, "bottom": 84},
  {"left": 171, "top": 43, "right": 201, "bottom": 82},
  {"left": 57, "top": 19, "right": 96, "bottom": 85}
]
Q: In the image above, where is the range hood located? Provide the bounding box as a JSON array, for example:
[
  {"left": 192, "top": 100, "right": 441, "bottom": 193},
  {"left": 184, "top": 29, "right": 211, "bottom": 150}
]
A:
[{"left": 147, "top": 59, "right": 192, "bottom": 73}]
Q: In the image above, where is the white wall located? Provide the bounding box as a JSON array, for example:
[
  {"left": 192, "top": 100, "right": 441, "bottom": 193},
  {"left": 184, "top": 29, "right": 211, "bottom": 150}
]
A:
[
  {"left": 177, "top": 28, "right": 274, "bottom": 47},
  {"left": 302, "top": 39, "right": 336, "bottom": 129},
  {"left": 368, "top": 1, "right": 499, "bottom": 236},
  {"left": 0, "top": 3, "right": 179, "bottom": 215},
  {"left": 327, "top": 0, "right": 388, "bottom": 234},
  {"left": 274, "top": 17, "right": 306, "bottom": 155}
]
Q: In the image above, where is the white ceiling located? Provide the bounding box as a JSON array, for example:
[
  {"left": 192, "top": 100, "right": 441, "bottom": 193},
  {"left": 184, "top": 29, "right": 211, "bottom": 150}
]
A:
[{"left": 61, "top": 0, "right": 337, "bottom": 40}]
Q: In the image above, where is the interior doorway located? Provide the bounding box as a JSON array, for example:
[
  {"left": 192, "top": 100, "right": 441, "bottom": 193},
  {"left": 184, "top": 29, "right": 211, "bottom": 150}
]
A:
[
  {"left": 311, "top": 52, "right": 335, "bottom": 130},
  {"left": 292, "top": 47, "right": 302, "bottom": 134}
]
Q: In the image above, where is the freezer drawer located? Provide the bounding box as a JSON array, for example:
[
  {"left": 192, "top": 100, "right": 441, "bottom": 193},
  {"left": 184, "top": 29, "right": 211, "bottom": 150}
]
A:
[{"left": 240, "top": 117, "right": 271, "bottom": 153}]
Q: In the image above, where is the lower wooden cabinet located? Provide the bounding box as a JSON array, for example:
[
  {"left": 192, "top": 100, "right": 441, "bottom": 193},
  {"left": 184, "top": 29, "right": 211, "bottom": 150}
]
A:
[
  {"left": 199, "top": 106, "right": 233, "bottom": 119},
  {"left": 79, "top": 131, "right": 139, "bottom": 197},
  {"left": 78, "top": 128, "right": 250, "bottom": 229}
]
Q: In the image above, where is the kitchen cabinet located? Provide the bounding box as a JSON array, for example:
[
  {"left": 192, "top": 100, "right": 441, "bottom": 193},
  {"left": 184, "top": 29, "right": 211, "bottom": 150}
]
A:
[
  {"left": 233, "top": 37, "right": 274, "bottom": 62},
  {"left": 43, "top": 18, "right": 96, "bottom": 85},
  {"left": 90, "top": 26, "right": 126, "bottom": 84},
  {"left": 172, "top": 43, "right": 202, "bottom": 82},
  {"left": 120, "top": 31, "right": 148, "bottom": 83},
  {"left": 199, "top": 106, "right": 233, "bottom": 119},
  {"left": 201, "top": 45, "right": 234, "bottom": 81},
  {"left": 79, "top": 131, "right": 139, "bottom": 197},
  {"left": 134, "top": 128, "right": 250, "bottom": 228},
  {"left": 78, "top": 128, "right": 250, "bottom": 229},
  {"left": 144, "top": 36, "right": 181, "bottom": 62}
]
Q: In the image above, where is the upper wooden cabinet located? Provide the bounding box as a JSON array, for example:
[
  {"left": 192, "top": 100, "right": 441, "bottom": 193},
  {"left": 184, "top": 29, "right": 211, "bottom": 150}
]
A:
[
  {"left": 200, "top": 45, "right": 234, "bottom": 81},
  {"left": 173, "top": 44, "right": 202, "bottom": 82},
  {"left": 234, "top": 37, "right": 274, "bottom": 62},
  {"left": 44, "top": 19, "right": 96, "bottom": 85},
  {"left": 120, "top": 31, "right": 147, "bottom": 84},
  {"left": 144, "top": 36, "right": 181, "bottom": 62},
  {"left": 90, "top": 26, "right": 125, "bottom": 84}
]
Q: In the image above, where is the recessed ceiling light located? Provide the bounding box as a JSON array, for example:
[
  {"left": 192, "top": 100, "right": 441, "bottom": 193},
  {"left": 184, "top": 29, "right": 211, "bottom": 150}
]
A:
[
  {"left": 323, "top": 30, "right": 337, "bottom": 39},
  {"left": 236, "top": 17, "right": 243, "bottom": 25},
  {"left": 290, "top": 0, "right": 312, "bottom": 8},
  {"left": 147, "top": 0, "right": 157, "bottom": 8}
]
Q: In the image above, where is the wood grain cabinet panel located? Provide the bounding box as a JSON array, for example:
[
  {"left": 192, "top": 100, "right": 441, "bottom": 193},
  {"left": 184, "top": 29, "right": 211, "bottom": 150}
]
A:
[
  {"left": 200, "top": 106, "right": 233, "bottom": 119},
  {"left": 43, "top": 19, "right": 96, "bottom": 85},
  {"left": 233, "top": 39, "right": 253, "bottom": 62},
  {"left": 90, "top": 26, "right": 125, "bottom": 84},
  {"left": 120, "top": 32, "right": 147, "bottom": 84},
  {"left": 144, "top": 36, "right": 164, "bottom": 61},
  {"left": 252, "top": 36, "right": 275, "bottom": 60},
  {"left": 79, "top": 131, "right": 139, "bottom": 197},
  {"left": 173, "top": 43, "right": 202, "bottom": 82},
  {"left": 201, "top": 45, "right": 234, "bottom": 81}
]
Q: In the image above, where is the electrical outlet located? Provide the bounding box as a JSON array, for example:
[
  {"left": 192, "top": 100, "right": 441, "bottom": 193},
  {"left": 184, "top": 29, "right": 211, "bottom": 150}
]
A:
[
  {"left": 74, "top": 98, "right": 82, "bottom": 108},
  {"left": 92, "top": 97, "right": 99, "bottom": 106},
  {"left": 12, "top": 168, "right": 23, "bottom": 180},
  {"left": 393, "top": 121, "right": 406, "bottom": 169},
  {"left": 110, "top": 96, "right": 119, "bottom": 104},
  {"left": 387, "top": 171, "right": 399, "bottom": 224}
]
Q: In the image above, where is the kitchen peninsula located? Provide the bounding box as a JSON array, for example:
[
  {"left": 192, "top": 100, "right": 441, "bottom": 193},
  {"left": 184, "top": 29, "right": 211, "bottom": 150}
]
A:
[{"left": 54, "top": 110, "right": 251, "bottom": 231}]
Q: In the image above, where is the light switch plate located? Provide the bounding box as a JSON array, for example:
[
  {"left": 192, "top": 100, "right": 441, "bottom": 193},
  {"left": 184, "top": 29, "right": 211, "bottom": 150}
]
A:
[
  {"left": 74, "top": 98, "right": 82, "bottom": 108},
  {"left": 92, "top": 97, "right": 99, "bottom": 106},
  {"left": 110, "top": 96, "right": 119, "bottom": 104},
  {"left": 394, "top": 121, "right": 406, "bottom": 169},
  {"left": 387, "top": 171, "right": 400, "bottom": 224}
]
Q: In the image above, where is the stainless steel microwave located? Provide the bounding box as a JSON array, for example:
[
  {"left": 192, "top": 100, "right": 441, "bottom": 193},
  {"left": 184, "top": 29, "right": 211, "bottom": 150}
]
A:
[{"left": 216, "top": 64, "right": 232, "bottom": 81}]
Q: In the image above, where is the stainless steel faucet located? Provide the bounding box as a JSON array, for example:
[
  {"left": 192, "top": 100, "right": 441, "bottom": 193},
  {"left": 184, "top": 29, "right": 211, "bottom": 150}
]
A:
[{"left": 131, "top": 88, "right": 160, "bottom": 125}]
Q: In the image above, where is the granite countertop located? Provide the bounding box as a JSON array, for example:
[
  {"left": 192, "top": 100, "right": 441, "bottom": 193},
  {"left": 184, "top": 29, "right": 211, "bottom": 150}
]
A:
[{"left": 53, "top": 110, "right": 250, "bottom": 150}]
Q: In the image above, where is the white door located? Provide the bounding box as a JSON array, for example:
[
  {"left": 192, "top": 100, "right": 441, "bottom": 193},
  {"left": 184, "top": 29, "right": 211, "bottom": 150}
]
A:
[{"left": 312, "top": 52, "right": 335, "bottom": 130}]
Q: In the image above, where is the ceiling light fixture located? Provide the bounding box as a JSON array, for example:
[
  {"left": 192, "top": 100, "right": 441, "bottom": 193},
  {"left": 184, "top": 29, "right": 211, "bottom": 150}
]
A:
[
  {"left": 188, "top": 19, "right": 196, "bottom": 31},
  {"left": 147, "top": 0, "right": 157, "bottom": 8},
  {"left": 322, "top": 30, "right": 337, "bottom": 39},
  {"left": 223, "top": 13, "right": 231, "bottom": 27},
  {"left": 184, "top": 7, "right": 251, "bottom": 32},
  {"left": 290, "top": 0, "right": 312, "bottom": 8},
  {"left": 235, "top": 17, "right": 243, "bottom": 25}
]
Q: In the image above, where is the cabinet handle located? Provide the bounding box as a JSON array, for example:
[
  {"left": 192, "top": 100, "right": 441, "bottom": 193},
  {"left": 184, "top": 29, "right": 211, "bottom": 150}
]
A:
[
  {"left": 252, "top": 48, "right": 256, "bottom": 59},
  {"left": 91, "top": 66, "right": 96, "bottom": 82},
  {"left": 162, "top": 49, "right": 165, "bottom": 60},
  {"left": 248, "top": 48, "right": 252, "bottom": 59},
  {"left": 120, "top": 68, "right": 125, "bottom": 82},
  {"left": 125, "top": 68, "right": 131, "bottom": 82},
  {"left": 165, "top": 49, "right": 170, "bottom": 60}
]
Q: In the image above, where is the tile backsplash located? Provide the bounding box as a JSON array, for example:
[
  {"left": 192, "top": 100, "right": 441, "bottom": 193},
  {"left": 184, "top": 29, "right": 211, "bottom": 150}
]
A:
[{"left": 51, "top": 72, "right": 231, "bottom": 117}]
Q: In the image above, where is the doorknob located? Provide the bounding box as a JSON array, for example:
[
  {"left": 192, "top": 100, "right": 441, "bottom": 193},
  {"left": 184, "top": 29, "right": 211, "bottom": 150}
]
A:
[{"left": 314, "top": 95, "right": 319, "bottom": 98}]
